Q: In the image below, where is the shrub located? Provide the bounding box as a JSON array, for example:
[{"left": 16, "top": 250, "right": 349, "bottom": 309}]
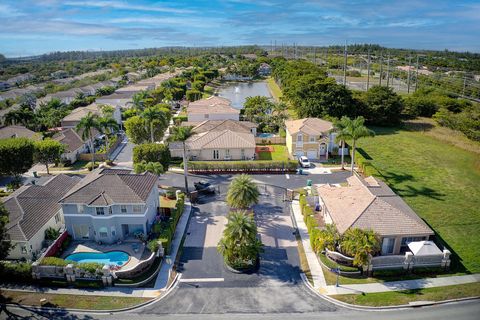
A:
[
  {"left": 85, "top": 162, "right": 99, "bottom": 171},
  {"left": 41, "top": 257, "right": 70, "bottom": 267},
  {"left": 78, "top": 262, "right": 103, "bottom": 274},
  {"left": 148, "top": 239, "right": 160, "bottom": 253},
  {"left": 0, "top": 262, "right": 32, "bottom": 283},
  {"left": 158, "top": 237, "right": 171, "bottom": 254},
  {"left": 188, "top": 160, "right": 297, "bottom": 172},
  {"left": 45, "top": 227, "right": 60, "bottom": 241},
  {"left": 133, "top": 143, "right": 171, "bottom": 171}
]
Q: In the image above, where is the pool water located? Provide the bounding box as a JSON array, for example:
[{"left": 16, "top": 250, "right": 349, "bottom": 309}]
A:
[
  {"left": 257, "top": 133, "right": 276, "bottom": 138},
  {"left": 65, "top": 251, "right": 130, "bottom": 266}
]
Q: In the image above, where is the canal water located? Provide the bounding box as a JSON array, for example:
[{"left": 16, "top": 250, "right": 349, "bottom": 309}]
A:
[{"left": 218, "top": 81, "right": 272, "bottom": 109}]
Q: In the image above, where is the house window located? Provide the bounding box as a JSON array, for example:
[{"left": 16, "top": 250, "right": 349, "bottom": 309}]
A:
[
  {"left": 54, "top": 212, "right": 61, "bottom": 224},
  {"left": 99, "top": 227, "right": 108, "bottom": 238},
  {"left": 121, "top": 205, "right": 127, "bottom": 213},
  {"left": 226, "top": 149, "right": 230, "bottom": 157},
  {"left": 381, "top": 237, "right": 396, "bottom": 255},
  {"left": 241, "top": 149, "right": 245, "bottom": 159},
  {"left": 213, "top": 150, "right": 219, "bottom": 159},
  {"left": 21, "top": 245, "right": 27, "bottom": 254},
  {"left": 400, "top": 236, "right": 425, "bottom": 252},
  {"left": 111, "top": 227, "right": 116, "bottom": 237},
  {"left": 96, "top": 207, "right": 105, "bottom": 215},
  {"left": 77, "top": 205, "right": 84, "bottom": 214},
  {"left": 204, "top": 114, "right": 209, "bottom": 119},
  {"left": 309, "top": 136, "right": 316, "bottom": 142},
  {"left": 133, "top": 205, "right": 142, "bottom": 213},
  {"left": 108, "top": 207, "right": 113, "bottom": 215},
  {"left": 297, "top": 134, "right": 303, "bottom": 142}
]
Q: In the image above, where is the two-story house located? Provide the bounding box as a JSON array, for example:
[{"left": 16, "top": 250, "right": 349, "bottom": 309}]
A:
[
  {"left": 285, "top": 118, "right": 347, "bottom": 160},
  {"left": 60, "top": 170, "right": 159, "bottom": 244},
  {"left": 187, "top": 96, "right": 240, "bottom": 122}
]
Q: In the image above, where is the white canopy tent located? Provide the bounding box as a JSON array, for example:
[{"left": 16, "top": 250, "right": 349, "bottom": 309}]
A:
[{"left": 408, "top": 241, "right": 443, "bottom": 256}]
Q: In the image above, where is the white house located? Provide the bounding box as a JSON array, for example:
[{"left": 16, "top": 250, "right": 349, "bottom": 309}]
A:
[
  {"left": 187, "top": 96, "right": 240, "bottom": 122},
  {"left": 52, "top": 128, "right": 93, "bottom": 164},
  {"left": 2, "top": 175, "right": 81, "bottom": 260}
]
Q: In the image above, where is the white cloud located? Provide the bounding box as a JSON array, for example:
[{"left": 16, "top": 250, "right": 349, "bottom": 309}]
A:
[
  {"left": 0, "top": 3, "right": 22, "bottom": 17},
  {"left": 64, "top": 0, "right": 194, "bottom": 14}
]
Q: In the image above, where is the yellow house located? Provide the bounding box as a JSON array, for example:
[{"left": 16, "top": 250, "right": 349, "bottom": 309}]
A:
[{"left": 285, "top": 118, "right": 345, "bottom": 160}]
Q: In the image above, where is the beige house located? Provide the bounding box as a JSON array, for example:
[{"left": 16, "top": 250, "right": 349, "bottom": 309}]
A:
[
  {"left": 3, "top": 174, "right": 81, "bottom": 260},
  {"left": 187, "top": 96, "right": 240, "bottom": 122},
  {"left": 52, "top": 128, "right": 93, "bottom": 164},
  {"left": 170, "top": 129, "right": 255, "bottom": 161},
  {"left": 61, "top": 103, "right": 122, "bottom": 128},
  {"left": 181, "top": 119, "right": 258, "bottom": 136},
  {"left": 316, "top": 174, "right": 434, "bottom": 255},
  {"left": 0, "top": 125, "right": 41, "bottom": 140},
  {"left": 285, "top": 118, "right": 347, "bottom": 160}
]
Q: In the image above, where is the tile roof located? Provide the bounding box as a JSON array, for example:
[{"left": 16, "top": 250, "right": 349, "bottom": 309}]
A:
[
  {"left": 184, "top": 120, "right": 257, "bottom": 133},
  {"left": 186, "top": 129, "right": 255, "bottom": 150},
  {"left": 52, "top": 128, "right": 86, "bottom": 152},
  {"left": 285, "top": 118, "right": 333, "bottom": 135},
  {"left": 316, "top": 174, "right": 434, "bottom": 237},
  {"left": 3, "top": 175, "right": 81, "bottom": 241},
  {"left": 62, "top": 103, "right": 102, "bottom": 122},
  {"left": 187, "top": 96, "right": 240, "bottom": 115},
  {"left": 0, "top": 125, "right": 41, "bottom": 140},
  {"left": 60, "top": 171, "right": 158, "bottom": 205}
]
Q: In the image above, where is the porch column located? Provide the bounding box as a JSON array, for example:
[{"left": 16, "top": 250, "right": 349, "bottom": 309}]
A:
[{"left": 326, "top": 142, "right": 329, "bottom": 160}]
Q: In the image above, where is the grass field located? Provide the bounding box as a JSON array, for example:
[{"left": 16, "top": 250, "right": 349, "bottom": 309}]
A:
[
  {"left": 266, "top": 77, "right": 283, "bottom": 102},
  {"left": 0, "top": 290, "right": 150, "bottom": 310},
  {"left": 257, "top": 144, "right": 289, "bottom": 161},
  {"left": 332, "top": 282, "right": 480, "bottom": 306},
  {"left": 356, "top": 126, "right": 480, "bottom": 273}
]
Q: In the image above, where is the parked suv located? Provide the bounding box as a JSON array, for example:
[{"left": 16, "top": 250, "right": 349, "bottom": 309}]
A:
[{"left": 298, "top": 156, "right": 311, "bottom": 168}]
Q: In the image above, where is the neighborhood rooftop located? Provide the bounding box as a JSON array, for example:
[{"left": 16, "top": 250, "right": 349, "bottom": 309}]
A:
[
  {"left": 60, "top": 170, "right": 158, "bottom": 205},
  {"left": 3, "top": 174, "right": 81, "bottom": 241},
  {"left": 187, "top": 96, "right": 240, "bottom": 114},
  {"left": 316, "top": 174, "right": 434, "bottom": 236},
  {"left": 0, "top": 125, "right": 40, "bottom": 140},
  {"left": 182, "top": 119, "right": 257, "bottom": 133},
  {"left": 186, "top": 129, "right": 256, "bottom": 150},
  {"left": 285, "top": 118, "right": 334, "bottom": 135}
]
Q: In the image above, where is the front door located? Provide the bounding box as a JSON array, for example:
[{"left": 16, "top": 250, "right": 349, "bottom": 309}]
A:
[{"left": 319, "top": 143, "right": 327, "bottom": 156}]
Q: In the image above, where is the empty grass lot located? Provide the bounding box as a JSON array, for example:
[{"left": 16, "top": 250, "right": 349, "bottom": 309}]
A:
[
  {"left": 257, "top": 144, "right": 289, "bottom": 161},
  {"left": 356, "top": 126, "right": 480, "bottom": 273}
]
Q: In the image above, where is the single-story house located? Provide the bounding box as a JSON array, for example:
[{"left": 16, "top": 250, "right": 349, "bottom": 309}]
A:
[
  {"left": 115, "top": 83, "right": 154, "bottom": 94},
  {"left": 181, "top": 119, "right": 258, "bottom": 136},
  {"left": 61, "top": 170, "right": 159, "bottom": 244},
  {"left": 2, "top": 174, "right": 81, "bottom": 260},
  {"left": 285, "top": 117, "right": 347, "bottom": 160},
  {"left": 0, "top": 125, "right": 41, "bottom": 140},
  {"left": 316, "top": 174, "right": 435, "bottom": 255},
  {"left": 187, "top": 96, "right": 240, "bottom": 122},
  {"left": 170, "top": 129, "right": 256, "bottom": 161},
  {"left": 96, "top": 92, "right": 135, "bottom": 109},
  {"left": 61, "top": 103, "right": 122, "bottom": 128},
  {"left": 52, "top": 128, "right": 93, "bottom": 164}
]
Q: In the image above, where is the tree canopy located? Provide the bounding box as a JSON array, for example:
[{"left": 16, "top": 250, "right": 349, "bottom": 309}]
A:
[
  {"left": 34, "top": 138, "right": 65, "bottom": 175},
  {"left": 0, "top": 138, "right": 34, "bottom": 177},
  {"left": 133, "top": 143, "right": 171, "bottom": 171}
]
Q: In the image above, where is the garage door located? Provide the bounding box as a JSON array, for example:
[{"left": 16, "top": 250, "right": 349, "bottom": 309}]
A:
[
  {"left": 307, "top": 150, "right": 317, "bottom": 159},
  {"left": 295, "top": 150, "right": 304, "bottom": 158}
]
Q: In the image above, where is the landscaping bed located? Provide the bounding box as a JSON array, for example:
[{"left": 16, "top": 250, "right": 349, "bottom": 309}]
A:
[{"left": 188, "top": 160, "right": 298, "bottom": 174}]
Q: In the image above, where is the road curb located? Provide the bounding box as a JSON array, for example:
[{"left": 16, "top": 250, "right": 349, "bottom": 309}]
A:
[{"left": 299, "top": 273, "right": 480, "bottom": 311}]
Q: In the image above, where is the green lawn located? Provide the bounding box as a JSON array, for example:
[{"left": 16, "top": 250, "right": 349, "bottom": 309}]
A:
[
  {"left": 356, "top": 126, "right": 480, "bottom": 273},
  {"left": 0, "top": 290, "right": 150, "bottom": 310},
  {"left": 266, "top": 77, "right": 283, "bottom": 102},
  {"left": 49, "top": 160, "right": 90, "bottom": 171},
  {"left": 257, "top": 144, "right": 289, "bottom": 161},
  {"left": 332, "top": 282, "right": 480, "bottom": 306}
]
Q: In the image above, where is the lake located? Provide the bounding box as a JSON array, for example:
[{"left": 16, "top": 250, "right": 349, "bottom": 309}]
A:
[{"left": 218, "top": 81, "right": 272, "bottom": 109}]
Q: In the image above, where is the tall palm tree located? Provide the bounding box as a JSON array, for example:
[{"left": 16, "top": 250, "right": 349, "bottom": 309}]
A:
[
  {"left": 226, "top": 174, "right": 260, "bottom": 209},
  {"left": 5, "top": 108, "right": 34, "bottom": 127},
  {"left": 340, "top": 228, "right": 380, "bottom": 267},
  {"left": 331, "top": 116, "right": 351, "bottom": 170},
  {"left": 341, "top": 116, "right": 375, "bottom": 174},
  {"left": 217, "top": 210, "right": 263, "bottom": 267},
  {"left": 76, "top": 112, "right": 101, "bottom": 166},
  {"left": 97, "top": 116, "right": 119, "bottom": 147},
  {"left": 141, "top": 106, "right": 169, "bottom": 143},
  {"left": 169, "top": 126, "right": 194, "bottom": 193}
]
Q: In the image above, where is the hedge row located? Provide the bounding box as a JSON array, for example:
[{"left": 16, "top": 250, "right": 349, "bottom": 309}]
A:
[
  {"left": 149, "top": 193, "right": 186, "bottom": 255},
  {"left": 40, "top": 257, "right": 103, "bottom": 273},
  {"left": 0, "top": 262, "right": 32, "bottom": 283},
  {"left": 188, "top": 160, "right": 298, "bottom": 173},
  {"left": 299, "top": 195, "right": 320, "bottom": 250}
]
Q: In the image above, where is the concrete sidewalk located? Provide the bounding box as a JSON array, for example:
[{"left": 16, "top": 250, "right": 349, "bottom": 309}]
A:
[
  {"left": 291, "top": 200, "right": 327, "bottom": 289},
  {"left": 325, "top": 274, "right": 480, "bottom": 295},
  {"left": 0, "top": 202, "right": 193, "bottom": 299}
]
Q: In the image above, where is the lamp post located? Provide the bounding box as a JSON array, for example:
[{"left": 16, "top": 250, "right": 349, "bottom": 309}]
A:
[{"left": 335, "top": 264, "right": 340, "bottom": 287}]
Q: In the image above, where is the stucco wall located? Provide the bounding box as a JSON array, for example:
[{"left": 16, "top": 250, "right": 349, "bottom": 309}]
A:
[{"left": 187, "top": 113, "right": 239, "bottom": 122}]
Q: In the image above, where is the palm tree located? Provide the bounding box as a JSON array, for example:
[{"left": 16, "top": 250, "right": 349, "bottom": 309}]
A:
[
  {"left": 169, "top": 126, "right": 194, "bottom": 193},
  {"left": 341, "top": 116, "right": 375, "bottom": 174},
  {"left": 97, "top": 116, "right": 119, "bottom": 147},
  {"left": 226, "top": 174, "right": 260, "bottom": 209},
  {"left": 134, "top": 161, "right": 164, "bottom": 176},
  {"left": 141, "top": 106, "right": 169, "bottom": 143},
  {"left": 331, "top": 116, "right": 351, "bottom": 170},
  {"left": 5, "top": 108, "right": 34, "bottom": 127},
  {"left": 217, "top": 210, "right": 263, "bottom": 268},
  {"left": 76, "top": 112, "right": 101, "bottom": 166},
  {"left": 340, "top": 228, "right": 380, "bottom": 267}
]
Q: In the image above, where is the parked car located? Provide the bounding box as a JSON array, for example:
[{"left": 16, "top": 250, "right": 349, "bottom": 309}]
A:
[
  {"left": 298, "top": 156, "right": 311, "bottom": 168},
  {"left": 194, "top": 181, "right": 216, "bottom": 194}
]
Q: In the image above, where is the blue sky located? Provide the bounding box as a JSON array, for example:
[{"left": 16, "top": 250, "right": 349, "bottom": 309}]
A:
[{"left": 1, "top": 0, "right": 479, "bottom": 57}]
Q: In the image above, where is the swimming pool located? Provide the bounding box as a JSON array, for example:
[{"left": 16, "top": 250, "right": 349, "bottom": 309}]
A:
[
  {"left": 65, "top": 251, "right": 130, "bottom": 266},
  {"left": 257, "top": 133, "right": 276, "bottom": 138}
]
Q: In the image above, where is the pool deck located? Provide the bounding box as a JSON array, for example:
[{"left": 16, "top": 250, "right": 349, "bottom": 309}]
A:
[{"left": 62, "top": 241, "right": 148, "bottom": 270}]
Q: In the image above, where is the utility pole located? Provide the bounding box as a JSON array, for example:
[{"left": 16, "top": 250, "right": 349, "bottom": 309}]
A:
[
  {"left": 407, "top": 55, "right": 412, "bottom": 93},
  {"left": 386, "top": 52, "right": 390, "bottom": 88},
  {"left": 343, "top": 41, "right": 347, "bottom": 86},
  {"left": 414, "top": 55, "right": 420, "bottom": 92},
  {"left": 379, "top": 52, "right": 383, "bottom": 86},
  {"left": 366, "top": 49, "right": 371, "bottom": 91},
  {"left": 313, "top": 46, "right": 316, "bottom": 65}
]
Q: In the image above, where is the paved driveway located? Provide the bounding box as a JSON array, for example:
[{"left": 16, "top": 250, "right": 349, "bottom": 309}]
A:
[
  {"left": 139, "top": 184, "right": 338, "bottom": 314},
  {"left": 112, "top": 138, "right": 135, "bottom": 167}
]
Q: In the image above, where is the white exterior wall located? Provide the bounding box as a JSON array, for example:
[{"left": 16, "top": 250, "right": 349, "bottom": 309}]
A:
[
  {"left": 190, "top": 147, "right": 255, "bottom": 161},
  {"left": 187, "top": 113, "right": 239, "bottom": 122}
]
